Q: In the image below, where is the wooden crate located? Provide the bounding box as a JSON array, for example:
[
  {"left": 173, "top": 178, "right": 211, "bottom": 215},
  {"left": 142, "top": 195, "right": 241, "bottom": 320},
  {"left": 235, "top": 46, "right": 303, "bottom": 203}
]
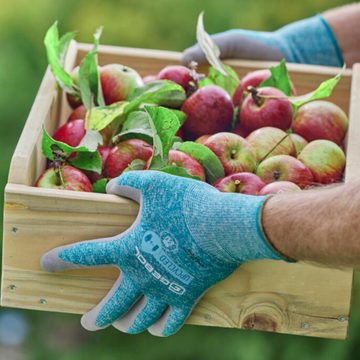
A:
[{"left": 2, "top": 41, "right": 359, "bottom": 339}]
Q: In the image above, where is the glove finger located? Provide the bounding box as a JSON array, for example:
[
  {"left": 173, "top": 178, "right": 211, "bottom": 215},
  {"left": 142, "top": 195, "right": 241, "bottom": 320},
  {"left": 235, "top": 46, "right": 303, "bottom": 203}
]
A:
[
  {"left": 113, "top": 296, "right": 168, "bottom": 334},
  {"left": 81, "top": 272, "right": 142, "bottom": 331},
  {"left": 148, "top": 305, "right": 193, "bottom": 337},
  {"left": 41, "top": 235, "right": 119, "bottom": 272},
  {"left": 106, "top": 171, "right": 161, "bottom": 202}
]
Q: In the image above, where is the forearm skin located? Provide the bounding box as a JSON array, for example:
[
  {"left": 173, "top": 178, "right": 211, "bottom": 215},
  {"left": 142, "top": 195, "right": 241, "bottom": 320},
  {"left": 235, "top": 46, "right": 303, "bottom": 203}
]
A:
[{"left": 263, "top": 181, "right": 360, "bottom": 268}]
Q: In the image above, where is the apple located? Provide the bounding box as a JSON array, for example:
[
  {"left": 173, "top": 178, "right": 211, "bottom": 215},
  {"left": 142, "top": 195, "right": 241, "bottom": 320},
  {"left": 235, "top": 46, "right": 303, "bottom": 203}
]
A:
[
  {"left": 256, "top": 155, "right": 313, "bottom": 189},
  {"left": 204, "top": 132, "right": 256, "bottom": 175},
  {"left": 289, "top": 133, "right": 308, "bottom": 156},
  {"left": 258, "top": 181, "right": 301, "bottom": 195},
  {"left": 181, "top": 85, "right": 234, "bottom": 139},
  {"left": 233, "top": 69, "right": 296, "bottom": 107},
  {"left": 240, "top": 87, "right": 293, "bottom": 132},
  {"left": 35, "top": 165, "right": 92, "bottom": 192},
  {"left": 292, "top": 101, "right": 348, "bottom": 145},
  {"left": 53, "top": 119, "right": 85, "bottom": 147},
  {"left": 195, "top": 135, "right": 211, "bottom": 145},
  {"left": 233, "top": 122, "right": 251, "bottom": 138},
  {"left": 246, "top": 127, "right": 295, "bottom": 161},
  {"left": 100, "top": 64, "right": 144, "bottom": 105},
  {"left": 67, "top": 105, "right": 86, "bottom": 122},
  {"left": 233, "top": 69, "right": 271, "bottom": 106},
  {"left": 213, "top": 172, "right": 265, "bottom": 194},
  {"left": 85, "top": 146, "right": 113, "bottom": 183},
  {"left": 168, "top": 150, "right": 205, "bottom": 181},
  {"left": 143, "top": 74, "right": 158, "bottom": 84},
  {"left": 298, "top": 140, "right": 346, "bottom": 184},
  {"left": 176, "top": 128, "right": 184, "bottom": 140},
  {"left": 158, "top": 65, "right": 194, "bottom": 91},
  {"left": 104, "top": 139, "right": 153, "bottom": 178}
]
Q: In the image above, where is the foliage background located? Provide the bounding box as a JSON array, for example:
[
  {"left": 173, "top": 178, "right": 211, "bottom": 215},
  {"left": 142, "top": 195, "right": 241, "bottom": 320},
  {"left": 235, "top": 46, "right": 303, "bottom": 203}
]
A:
[{"left": 0, "top": 0, "right": 358, "bottom": 359}]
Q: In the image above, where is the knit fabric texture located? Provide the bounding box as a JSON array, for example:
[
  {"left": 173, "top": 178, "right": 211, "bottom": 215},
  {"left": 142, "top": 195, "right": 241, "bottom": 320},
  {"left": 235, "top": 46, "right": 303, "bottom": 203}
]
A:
[{"left": 53, "top": 171, "right": 285, "bottom": 336}]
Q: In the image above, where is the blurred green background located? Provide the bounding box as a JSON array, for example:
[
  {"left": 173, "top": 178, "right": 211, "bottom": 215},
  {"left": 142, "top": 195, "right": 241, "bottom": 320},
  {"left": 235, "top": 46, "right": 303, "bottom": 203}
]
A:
[{"left": 0, "top": 0, "right": 358, "bottom": 359}]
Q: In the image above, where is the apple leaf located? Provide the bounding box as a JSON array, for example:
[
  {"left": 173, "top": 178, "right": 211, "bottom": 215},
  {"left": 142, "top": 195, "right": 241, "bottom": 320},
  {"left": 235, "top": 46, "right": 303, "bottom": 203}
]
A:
[
  {"left": 259, "top": 59, "right": 292, "bottom": 96},
  {"left": 127, "top": 80, "right": 186, "bottom": 111},
  {"left": 196, "top": 12, "right": 227, "bottom": 76},
  {"left": 88, "top": 101, "right": 128, "bottom": 131},
  {"left": 93, "top": 178, "right": 108, "bottom": 193},
  {"left": 113, "top": 111, "right": 153, "bottom": 144},
  {"left": 158, "top": 165, "right": 201, "bottom": 180},
  {"left": 44, "top": 22, "right": 78, "bottom": 95},
  {"left": 145, "top": 106, "right": 181, "bottom": 169},
  {"left": 124, "top": 159, "right": 147, "bottom": 172},
  {"left": 289, "top": 70, "right": 343, "bottom": 109},
  {"left": 79, "top": 27, "right": 105, "bottom": 115},
  {"left": 69, "top": 151, "right": 102, "bottom": 174},
  {"left": 177, "top": 141, "right": 224, "bottom": 183},
  {"left": 78, "top": 129, "right": 103, "bottom": 151},
  {"left": 199, "top": 65, "right": 240, "bottom": 96},
  {"left": 41, "top": 128, "right": 102, "bottom": 174}
]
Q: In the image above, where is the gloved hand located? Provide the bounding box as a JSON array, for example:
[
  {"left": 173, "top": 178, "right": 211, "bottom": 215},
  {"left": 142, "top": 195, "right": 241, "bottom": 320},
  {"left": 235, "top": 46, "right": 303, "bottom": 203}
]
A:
[
  {"left": 41, "top": 171, "right": 289, "bottom": 336},
  {"left": 182, "top": 15, "right": 343, "bottom": 67}
]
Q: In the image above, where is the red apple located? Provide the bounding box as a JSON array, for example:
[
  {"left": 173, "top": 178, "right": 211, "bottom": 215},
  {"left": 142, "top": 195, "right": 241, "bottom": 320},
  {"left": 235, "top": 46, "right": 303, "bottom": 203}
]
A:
[
  {"left": 233, "top": 122, "right": 251, "bottom": 138},
  {"left": 158, "top": 65, "right": 194, "bottom": 91},
  {"left": 292, "top": 101, "right": 348, "bottom": 145},
  {"left": 240, "top": 87, "right": 293, "bottom": 132},
  {"left": 233, "top": 69, "right": 271, "bottom": 106},
  {"left": 289, "top": 133, "right": 308, "bottom": 156},
  {"left": 233, "top": 69, "right": 296, "bottom": 107},
  {"left": 86, "top": 146, "right": 113, "bottom": 183},
  {"left": 204, "top": 132, "right": 256, "bottom": 175},
  {"left": 35, "top": 165, "right": 92, "bottom": 192},
  {"left": 181, "top": 85, "right": 234, "bottom": 139},
  {"left": 67, "top": 105, "right": 86, "bottom": 122},
  {"left": 298, "top": 140, "right": 346, "bottom": 184},
  {"left": 100, "top": 64, "right": 144, "bottom": 105},
  {"left": 168, "top": 150, "right": 205, "bottom": 181},
  {"left": 258, "top": 181, "right": 301, "bottom": 195},
  {"left": 104, "top": 139, "right": 153, "bottom": 178},
  {"left": 195, "top": 135, "right": 211, "bottom": 145},
  {"left": 53, "top": 119, "right": 85, "bottom": 147},
  {"left": 213, "top": 172, "right": 265, "bottom": 194},
  {"left": 256, "top": 155, "right": 314, "bottom": 189},
  {"left": 246, "top": 127, "right": 295, "bottom": 162},
  {"left": 176, "top": 128, "right": 184, "bottom": 139}
]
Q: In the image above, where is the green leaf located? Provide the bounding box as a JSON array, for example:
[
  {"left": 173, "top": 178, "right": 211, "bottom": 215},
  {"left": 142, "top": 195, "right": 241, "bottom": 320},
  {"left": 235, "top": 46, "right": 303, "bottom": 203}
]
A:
[
  {"left": 79, "top": 27, "right": 105, "bottom": 113},
  {"left": 88, "top": 101, "right": 128, "bottom": 131},
  {"left": 172, "top": 110, "right": 187, "bottom": 126},
  {"left": 127, "top": 80, "right": 186, "bottom": 111},
  {"left": 42, "top": 127, "right": 94, "bottom": 161},
  {"left": 158, "top": 165, "right": 201, "bottom": 180},
  {"left": 145, "top": 106, "right": 181, "bottom": 169},
  {"left": 124, "top": 159, "right": 147, "bottom": 172},
  {"left": 289, "top": 69, "right": 343, "bottom": 108},
  {"left": 92, "top": 178, "right": 108, "bottom": 193},
  {"left": 113, "top": 111, "right": 153, "bottom": 144},
  {"left": 199, "top": 65, "right": 240, "bottom": 96},
  {"left": 78, "top": 130, "right": 103, "bottom": 152},
  {"left": 58, "top": 31, "right": 77, "bottom": 64},
  {"left": 69, "top": 151, "right": 102, "bottom": 174},
  {"left": 196, "top": 12, "right": 227, "bottom": 75},
  {"left": 44, "top": 22, "right": 77, "bottom": 95},
  {"left": 259, "top": 59, "right": 292, "bottom": 96},
  {"left": 177, "top": 141, "right": 224, "bottom": 183}
]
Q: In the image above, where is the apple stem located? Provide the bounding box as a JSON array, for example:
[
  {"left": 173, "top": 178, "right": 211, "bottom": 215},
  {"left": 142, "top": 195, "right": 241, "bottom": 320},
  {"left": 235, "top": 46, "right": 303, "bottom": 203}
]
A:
[
  {"left": 248, "top": 86, "right": 264, "bottom": 107},
  {"left": 259, "top": 134, "right": 290, "bottom": 163}
]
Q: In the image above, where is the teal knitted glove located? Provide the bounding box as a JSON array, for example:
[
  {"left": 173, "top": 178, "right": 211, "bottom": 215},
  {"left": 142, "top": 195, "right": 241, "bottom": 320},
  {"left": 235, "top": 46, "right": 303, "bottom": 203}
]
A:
[
  {"left": 41, "top": 171, "right": 287, "bottom": 336},
  {"left": 182, "top": 15, "right": 343, "bottom": 67}
]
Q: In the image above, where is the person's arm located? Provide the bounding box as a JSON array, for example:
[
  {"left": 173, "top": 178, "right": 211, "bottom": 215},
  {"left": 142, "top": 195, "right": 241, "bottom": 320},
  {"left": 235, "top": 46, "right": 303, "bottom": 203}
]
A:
[
  {"left": 182, "top": 4, "right": 360, "bottom": 67},
  {"left": 264, "top": 181, "right": 360, "bottom": 268},
  {"left": 323, "top": 4, "right": 360, "bottom": 67}
]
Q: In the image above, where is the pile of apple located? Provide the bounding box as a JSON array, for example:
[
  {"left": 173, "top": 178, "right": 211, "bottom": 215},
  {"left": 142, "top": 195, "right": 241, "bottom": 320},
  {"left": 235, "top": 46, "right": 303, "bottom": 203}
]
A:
[{"left": 35, "top": 21, "right": 348, "bottom": 196}]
